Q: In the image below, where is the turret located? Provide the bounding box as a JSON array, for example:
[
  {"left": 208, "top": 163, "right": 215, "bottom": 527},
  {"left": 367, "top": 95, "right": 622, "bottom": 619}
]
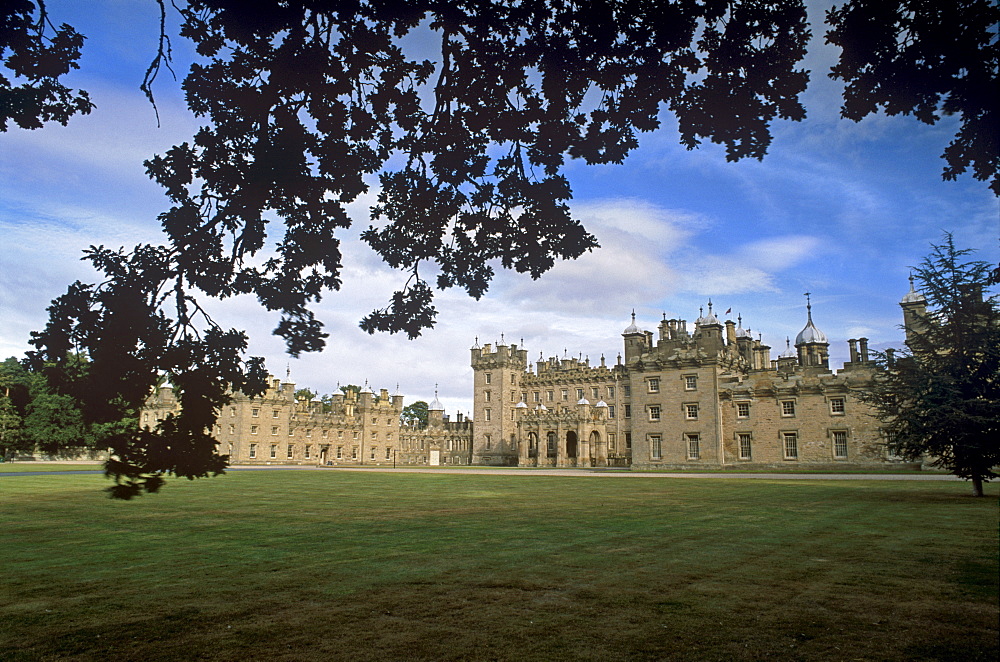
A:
[
  {"left": 694, "top": 301, "right": 725, "bottom": 355},
  {"left": 794, "top": 293, "right": 829, "bottom": 368},
  {"left": 900, "top": 274, "right": 927, "bottom": 346},
  {"left": 622, "top": 311, "right": 645, "bottom": 362}
]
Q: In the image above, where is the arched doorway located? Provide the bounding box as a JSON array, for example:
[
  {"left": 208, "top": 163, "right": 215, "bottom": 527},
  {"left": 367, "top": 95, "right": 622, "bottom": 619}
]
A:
[
  {"left": 566, "top": 431, "right": 578, "bottom": 459},
  {"left": 590, "top": 430, "right": 604, "bottom": 467}
]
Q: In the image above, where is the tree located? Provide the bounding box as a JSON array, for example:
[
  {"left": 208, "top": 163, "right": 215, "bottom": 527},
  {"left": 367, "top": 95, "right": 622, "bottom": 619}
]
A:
[
  {"left": 0, "top": 355, "right": 124, "bottom": 461},
  {"left": 4, "top": 1, "right": 996, "bottom": 496},
  {"left": 826, "top": 0, "right": 999, "bottom": 195},
  {"left": 864, "top": 235, "right": 1000, "bottom": 496},
  {"left": 401, "top": 401, "right": 429, "bottom": 429},
  {"left": 294, "top": 388, "right": 317, "bottom": 402}
]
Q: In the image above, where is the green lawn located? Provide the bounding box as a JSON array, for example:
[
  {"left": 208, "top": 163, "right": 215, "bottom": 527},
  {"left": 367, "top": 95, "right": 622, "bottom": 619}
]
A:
[
  {"left": 0, "top": 463, "right": 103, "bottom": 473},
  {"left": 1, "top": 471, "right": 996, "bottom": 661}
]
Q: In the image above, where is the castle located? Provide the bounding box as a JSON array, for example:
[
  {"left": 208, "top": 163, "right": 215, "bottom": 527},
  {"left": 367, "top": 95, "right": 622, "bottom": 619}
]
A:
[{"left": 144, "top": 281, "right": 928, "bottom": 470}]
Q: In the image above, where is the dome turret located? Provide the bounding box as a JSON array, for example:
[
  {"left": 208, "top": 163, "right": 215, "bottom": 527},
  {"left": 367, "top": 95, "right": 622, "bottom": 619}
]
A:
[
  {"left": 429, "top": 385, "right": 444, "bottom": 411},
  {"left": 795, "top": 293, "right": 828, "bottom": 345},
  {"left": 900, "top": 274, "right": 926, "bottom": 304},
  {"left": 623, "top": 310, "right": 641, "bottom": 335}
]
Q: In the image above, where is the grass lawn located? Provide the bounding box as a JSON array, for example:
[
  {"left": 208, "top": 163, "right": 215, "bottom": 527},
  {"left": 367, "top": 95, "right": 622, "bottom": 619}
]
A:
[
  {"left": 0, "top": 463, "right": 103, "bottom": 473},
  {"left": 1, "top": 471, "right": 996, "bottom": 661}
]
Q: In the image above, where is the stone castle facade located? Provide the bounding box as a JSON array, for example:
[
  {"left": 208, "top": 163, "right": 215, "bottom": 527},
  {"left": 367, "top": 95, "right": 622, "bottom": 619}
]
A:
[{"left": 144, "top": 281, "right": 928, "bottom": 470}]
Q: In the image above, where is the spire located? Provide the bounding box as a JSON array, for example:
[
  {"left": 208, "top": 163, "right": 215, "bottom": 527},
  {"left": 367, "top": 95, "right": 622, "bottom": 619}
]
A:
[
  {"left": 780, "top": 336, "right": 796, "bottom": 358},
  {"left": 429, "top": 384, "right": 444, "bottom": 411},
  {"left": 795, "top": 292, "right": 828, "bottom": 345},
  {"left": 901, "top": 273, "right": 926, "bottom": 304},
  {"left": 623, "top": 310, "right": 641, "bottom": 334}
]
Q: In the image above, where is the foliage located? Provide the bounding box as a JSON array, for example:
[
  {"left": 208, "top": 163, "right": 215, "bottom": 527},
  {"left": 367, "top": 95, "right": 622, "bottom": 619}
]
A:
[
  {"left": 401, "top": 400, "right": 429, "bottom": 428},
  {"left": 0, "top": 355, "right": 123, "bottom": 460},
  {"left": 3, "top": 1, "right": 996, "bottom": 496},
  {"left": 0, "top": 0, "right": 94, "bottom": 130},
  {"left": 826, "top": 0, "right": 1000, "bottom": 194},
  {"left": 294, "top": 388, "right": 317, "bottom": 402},
  {"left": 864, "top": 235, "right": 1000, "bottom": 496}
]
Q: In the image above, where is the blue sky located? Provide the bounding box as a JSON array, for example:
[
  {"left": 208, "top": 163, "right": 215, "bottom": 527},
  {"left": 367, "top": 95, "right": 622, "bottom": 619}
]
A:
[{"left": 1, "top": 1, "right": 997, "bottom": 415}]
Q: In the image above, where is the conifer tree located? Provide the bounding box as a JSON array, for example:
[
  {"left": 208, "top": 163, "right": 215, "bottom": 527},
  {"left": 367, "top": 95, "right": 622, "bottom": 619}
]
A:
[{"left": 864, "top": 235, "right": 1000, "bottom": 496}]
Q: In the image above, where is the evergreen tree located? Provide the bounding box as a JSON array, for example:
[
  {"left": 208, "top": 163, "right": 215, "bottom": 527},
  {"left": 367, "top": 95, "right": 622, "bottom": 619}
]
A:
[{"left": 864, "top": 235, "right": 1000, "bottom": 496}]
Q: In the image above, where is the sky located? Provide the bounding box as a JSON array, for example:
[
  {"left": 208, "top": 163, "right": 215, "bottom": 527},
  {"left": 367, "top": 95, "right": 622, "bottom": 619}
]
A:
[{"left": 1, "top": 1, "right": 997, "bottom": 417}]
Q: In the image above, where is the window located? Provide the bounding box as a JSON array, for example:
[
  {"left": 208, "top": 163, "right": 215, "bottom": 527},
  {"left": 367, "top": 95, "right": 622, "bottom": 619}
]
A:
[
  {"left": 485, "top": 373, "right": 491, "bottom": 384},
  {"left": 737, "top": 402, "right": 750, "bottom": 418},
  {"left": 270, "top": 444, "right": 277, "bottom": 459},
  {"left": 830, "top": 398, "right": 845, "bottom": 415},
  {"left": 547, "top": 390, "right": 554, "bottom": 401},
  {"left": 623, "top": 385, "right": 631, "bottom": 397},
  {"left": 647, "top": 378, "right": 660, "bottom": 393},
  {"left": 561, "top": 389, "right": 568, "bottom": 400},
  {"left": 252, "top": 408, "right": 260, "bottom": 417},
  {"left": 650, "top": 435, "right": 662, "bottom": 460},
  {"left": 230, "top": 407, "right": 237, "bottom": 417},
  {"left": 271, "top": 426, "right": 279, "bottom": 436},
  {"left": 386, "top": 447, "right": 392, "bottom": 460},
  {"left": 305, "top": 445, "right": 311, "bottom": 459},
  {"left": 533, "top": 392, "right": 540, "bottom": 402},
  {"left": 371, "top": 433, "right": 378, "bottom": 441},
  {"left": 685, "top": 375, "right": 697, "bottom": 390},
  {"left": 323, "top": 429, "right": 329, "bottom": 438},
  {"left": 576, "top": 388, "right": 584, "bottom": 400},
  {"left": 485, "top": 434, "right": 491, "bottom": 450},
  {"left": 625, "top": 433, "right": 632, "bottom": 450},
  {"left": 521, "top": 392, "right": 527, "bottom": 403},
  {"left": 511, "top": 410, "right": 516, "bottom": 420},
  {"left": 608, "top": 405, "right": 616, "bottom": 418},
  {"left": 336, "top": 446, "right": 343, "bottom": 459},
  {"left": 338, "top": 430, "right": 344, "bottom": 438},
  {"left": 288, "top": 427, "right": 294, "bottom": 436},
  {"left": 781, "top": 400, "right": 796, "bottom": 417},
  {"left": 685, "top": 404, "right": 699, "bottom": 420},
  {"left": 738, "top": 433, "right": 752, "bottom": 460},
  {"left": 306, "top": 429, "right": 312, "bottom": 438},
  {"left": 609, "top": 433, "right": 617, "bottom": 450},
  {"left": 249, "top": 443, "right": 257, "bottom": 459},
  {"left": 370, "top": 448, "right": 376, "bottom": 460},
  {"left": 287, "top": 445, "right": 294, "bottom": 459},
  {"left": 272, "top": 409, "right": 279, "bottom": 418},
  {"left": 833, "top": 431, "right": 848, "bottom": 458},
  {"left": 592, "top": 387, "right": 599, "bottom": 399},
  {"left": 485, "top": 408, "right": 491, "bottom": 422},
  {"left": 687, "top": 434, "right": 701, "bottom": 460},
  {"left": 229, "top": 424, "right": 235, "bottom": 435},
  {"left": 353, "top": 431, "right": 359, "bottom": 439},
  {"left": 608, "top": 386, "right": 616, "bottom": 399},
  {"left": 624, "top": 404, "right": 631, "bottom": 419},
  {"left": 485, "top": 390, "right": 491, "bottom": 402},
  {"left": 783, "top": 432, "right": 798, "bottom": 459},
  {"left": 251, "top": 425, "right": 259, "bottom": 435},
  {"left": 352, "top": 446, "right": 358, "bottom": 459},
  {"left": 648, "top": 405, "right": 661, "bottom": 421}
]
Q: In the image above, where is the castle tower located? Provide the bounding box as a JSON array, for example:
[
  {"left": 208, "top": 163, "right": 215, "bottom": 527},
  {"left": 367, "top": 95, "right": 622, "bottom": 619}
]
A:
[
  {"left": 622, "top": 311, "right": 645, "bottom": 362},
  {"left": 470, "top": 336, "right": 528, "bottom": 465},
  {"left": 694, "top": 300, "right": 725, "bottom": 355},
  {"left": 794, "top": 293, "right": 829, "bottom": 368},
  {"left": 899, "top": 274, "right": 928, "bottom": 346}
]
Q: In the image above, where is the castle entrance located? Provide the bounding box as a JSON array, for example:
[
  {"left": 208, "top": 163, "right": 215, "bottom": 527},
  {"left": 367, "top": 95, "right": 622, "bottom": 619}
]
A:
[{"left": 566, "top": 431, "right": 578, "bottom": 460}]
